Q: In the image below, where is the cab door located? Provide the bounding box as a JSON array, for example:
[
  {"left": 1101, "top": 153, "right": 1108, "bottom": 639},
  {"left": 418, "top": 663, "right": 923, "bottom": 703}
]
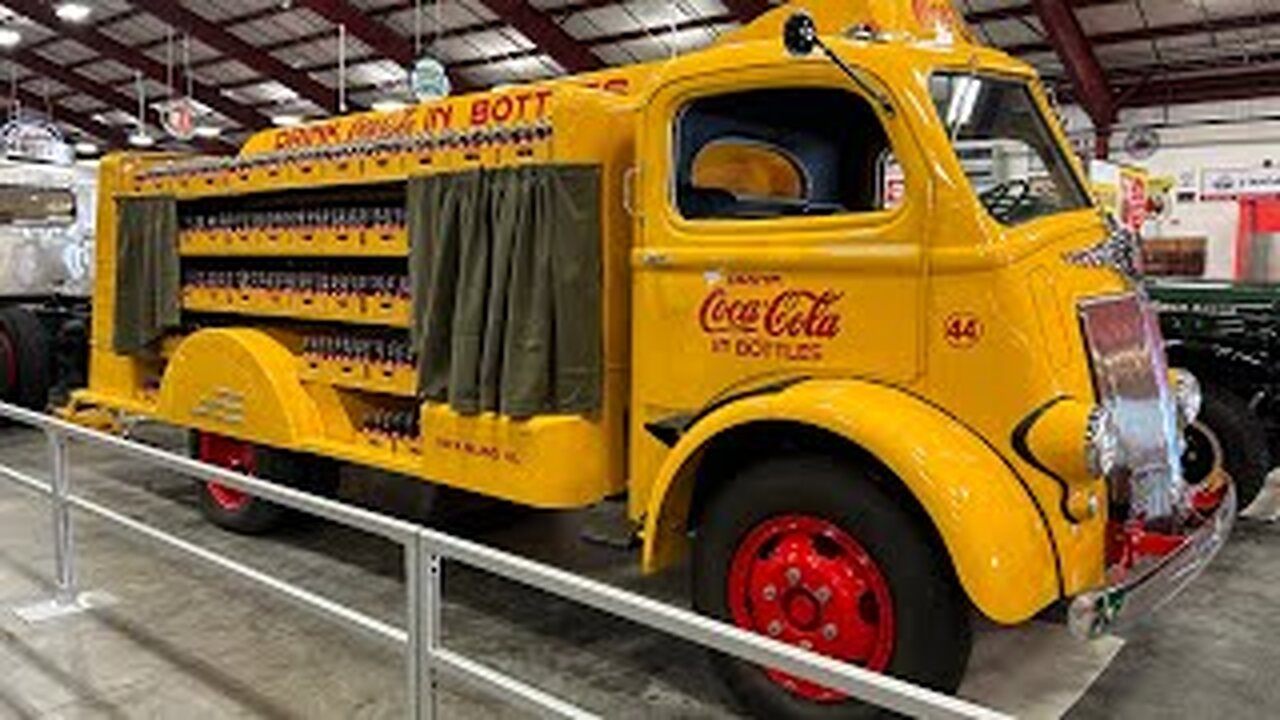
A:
[{"left": 629, "top": 65, "right": 931, "bottom": 510}]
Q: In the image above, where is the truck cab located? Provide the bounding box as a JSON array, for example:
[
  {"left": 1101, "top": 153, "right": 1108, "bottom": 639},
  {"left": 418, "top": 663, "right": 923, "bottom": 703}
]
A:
[
  {"left": 74, "top": 2, "right": 1231, "bottom": 717},
  {"left": 623, "top": 4, "right": 1231, "bottom": 713}
]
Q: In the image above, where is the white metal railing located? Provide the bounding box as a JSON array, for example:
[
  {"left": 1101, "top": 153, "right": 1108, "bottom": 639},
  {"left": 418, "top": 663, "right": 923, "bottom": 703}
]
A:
[{"left": 0, "top": 401, "right": 1010, "bottom": 720}]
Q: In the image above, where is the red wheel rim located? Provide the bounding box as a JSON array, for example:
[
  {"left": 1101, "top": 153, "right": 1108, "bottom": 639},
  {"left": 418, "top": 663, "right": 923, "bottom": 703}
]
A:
[
  {"left": 728, "top": 515, "right": 895, "bottom": 703},
  {"left": 198, "top": 434, "right": 257, "bottom": 512}
]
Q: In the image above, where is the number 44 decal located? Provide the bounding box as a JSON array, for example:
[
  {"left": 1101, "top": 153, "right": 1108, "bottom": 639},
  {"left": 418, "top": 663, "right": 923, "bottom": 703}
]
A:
[{"left": 944, "top": 313, "right": 983, "bottom": 349}]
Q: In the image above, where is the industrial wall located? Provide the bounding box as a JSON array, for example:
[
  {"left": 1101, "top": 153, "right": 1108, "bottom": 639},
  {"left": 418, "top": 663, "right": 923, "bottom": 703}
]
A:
[{"left": 1064, "top": 98, "right": 1280, "bottom": 280}]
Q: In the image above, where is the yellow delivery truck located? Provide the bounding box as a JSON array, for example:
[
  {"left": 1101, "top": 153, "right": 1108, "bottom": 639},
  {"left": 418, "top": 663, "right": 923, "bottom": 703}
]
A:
[{"left": 70, "top": 1, "right": 1233, "bottom": 716}]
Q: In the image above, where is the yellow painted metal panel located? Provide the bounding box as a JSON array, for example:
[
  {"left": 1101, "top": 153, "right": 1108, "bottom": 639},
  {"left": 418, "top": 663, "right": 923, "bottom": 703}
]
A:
[{"left": 73, "top": 1, "right": 1149, "bottom": 627}]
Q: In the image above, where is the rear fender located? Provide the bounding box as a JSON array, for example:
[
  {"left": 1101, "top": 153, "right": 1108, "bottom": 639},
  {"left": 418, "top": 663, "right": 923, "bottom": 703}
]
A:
[{"left": 157, "top": 329, "right": 320, "bottom": 448}]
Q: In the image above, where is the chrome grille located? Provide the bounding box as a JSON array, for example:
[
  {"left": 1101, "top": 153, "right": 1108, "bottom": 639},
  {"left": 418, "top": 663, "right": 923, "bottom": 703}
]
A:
[{"left": 1079, "top": 294, "right": 1187, "bottom": 521}]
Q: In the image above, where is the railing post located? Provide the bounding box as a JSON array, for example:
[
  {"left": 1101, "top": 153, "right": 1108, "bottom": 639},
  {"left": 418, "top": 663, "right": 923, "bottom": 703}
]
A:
[
  {"left": 48, "top": 429, "right": 76, "bottom": 605},
  {"left": 423, "top": 548, "right": 441, "bottom": 720},
  {"left": 406, "top": 535, "right": 425, "bottom": 720},
  {"left": 407, "top": 533, "right": 441, "bottom": 720},
  {"left": 14, "top": 427, "right": 112, "bottom": 624}
]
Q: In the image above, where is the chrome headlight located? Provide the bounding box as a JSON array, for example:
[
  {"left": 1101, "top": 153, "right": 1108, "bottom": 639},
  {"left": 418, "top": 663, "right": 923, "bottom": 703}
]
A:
[
  {"left": 1170, "top": 368, "right": 1202, "bottom": 430},
  {"left": 1085, "top": 406, "right": 1122, "bottom": 478}
]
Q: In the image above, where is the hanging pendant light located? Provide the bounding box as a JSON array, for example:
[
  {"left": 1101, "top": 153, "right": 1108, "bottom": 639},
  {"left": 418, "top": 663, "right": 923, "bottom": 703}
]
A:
[
  {"left": 410, "top": 1, "right": 450, "bottom": 101},
  {"left": 411, "top": 56, "right": 450, "bottom": 101},
  {"left": 55, "top": 3, "right": 93, "bottom": 23},
  {"left": 158, "top": 33, "right": 202, "bottom": 142}
]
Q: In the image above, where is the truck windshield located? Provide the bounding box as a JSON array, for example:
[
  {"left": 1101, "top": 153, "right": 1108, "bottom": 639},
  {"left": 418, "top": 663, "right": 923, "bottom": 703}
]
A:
[{"left": 930, "top": 72, "right": 1090, "bottom": 226}]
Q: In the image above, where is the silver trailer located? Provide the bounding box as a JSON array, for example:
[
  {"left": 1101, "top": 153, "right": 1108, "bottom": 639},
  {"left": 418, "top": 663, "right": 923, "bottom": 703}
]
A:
[
  {"left": 0, "top": 161, "right": 95, "bottom": 298},
  {"left": 0, "top": 159, "right": 97, "bottom": 410}
]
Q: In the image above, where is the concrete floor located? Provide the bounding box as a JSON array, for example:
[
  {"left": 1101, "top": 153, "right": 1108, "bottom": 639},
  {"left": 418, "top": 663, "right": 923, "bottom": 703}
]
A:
[{"left": 0, "top": 423, "right": 1275, "bottom": 719}]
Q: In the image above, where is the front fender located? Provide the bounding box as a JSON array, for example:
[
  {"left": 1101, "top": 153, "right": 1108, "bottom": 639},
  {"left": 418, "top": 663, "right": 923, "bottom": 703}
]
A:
[{"left": 642, "top": 379, "right": 1061, "bottom": 625}]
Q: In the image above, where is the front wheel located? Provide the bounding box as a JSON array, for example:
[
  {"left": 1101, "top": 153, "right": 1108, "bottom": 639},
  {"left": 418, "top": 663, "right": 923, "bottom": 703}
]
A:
[
  {"left": 1182, "top": 384, "right": 1270, "bottom": 511},
  {"left": 693, "top": 455, "right": 971, "bottom": 719}
]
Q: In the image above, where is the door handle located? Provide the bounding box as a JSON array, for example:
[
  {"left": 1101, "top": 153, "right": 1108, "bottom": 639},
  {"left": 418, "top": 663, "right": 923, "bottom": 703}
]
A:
[
  {"left": 623, "top": 166, "right": 640, "bottom": 218},
  {"left": 639, "top": 251, "right": 670, "bottom": 267}
]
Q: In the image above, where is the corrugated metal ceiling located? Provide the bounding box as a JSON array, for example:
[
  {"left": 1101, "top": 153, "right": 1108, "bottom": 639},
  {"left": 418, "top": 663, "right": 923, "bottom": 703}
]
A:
[{"left": 0, "top": 0, "right": 1274, "bottom": 148}]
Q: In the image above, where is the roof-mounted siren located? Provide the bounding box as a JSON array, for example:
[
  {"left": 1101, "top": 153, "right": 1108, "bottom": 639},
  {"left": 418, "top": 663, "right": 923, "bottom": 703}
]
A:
[{"left": 913, "top": 0, "right": 970, "bottom": 45}]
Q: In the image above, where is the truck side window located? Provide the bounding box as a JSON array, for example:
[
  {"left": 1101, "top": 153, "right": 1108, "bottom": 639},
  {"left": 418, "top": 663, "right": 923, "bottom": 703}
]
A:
[{"left": 675, "top": 87, "right": 893, "bottom": 221}]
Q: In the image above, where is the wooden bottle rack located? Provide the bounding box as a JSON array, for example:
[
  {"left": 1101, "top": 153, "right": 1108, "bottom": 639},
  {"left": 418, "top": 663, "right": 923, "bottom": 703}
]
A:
[
  {"left": 299, "top": 355, "right": 417, "bottom": 398},
  {"left": 179, "top": 226, "right": 409, "bottom": 258}
]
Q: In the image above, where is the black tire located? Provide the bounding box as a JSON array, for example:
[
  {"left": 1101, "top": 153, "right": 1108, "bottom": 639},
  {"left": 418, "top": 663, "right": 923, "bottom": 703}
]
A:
[
  {"left": 1184, "top": 384, "right": 1270, "bottom": 510},
  {"left": 52, "top": 316, "right": 89, "bottom": 394},
  {"left": 191, "top": 432, "right": 336, "bottom": 535},
  {"left": 0, "top": 306, "right": 50, "bottom": 411},
  {"left": 693, "top": 455, "right": 972, "bottom": 720},
  {"left": 347, "top": 466, "right": 442, "bottom": 524}
]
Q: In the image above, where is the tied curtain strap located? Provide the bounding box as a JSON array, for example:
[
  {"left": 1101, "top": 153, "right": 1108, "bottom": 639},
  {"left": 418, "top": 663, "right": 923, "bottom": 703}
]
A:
[
  {"left": 114, "top": 196, "right": 181, "bottom": 355},
  {"left": 409, "top": 165, "right": 604, "bottom": 419}
]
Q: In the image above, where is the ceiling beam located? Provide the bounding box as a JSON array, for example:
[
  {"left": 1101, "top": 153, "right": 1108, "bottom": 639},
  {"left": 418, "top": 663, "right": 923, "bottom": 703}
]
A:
[
  {"left": 55, "top": 0, "right": 622, "bottom": 78},
  {"left": 1007, "top": 10, "right": 1280, "bottom": 56},
  {"left": 213, "top": 11, "right": 738, "bottom": 97},
  {"left": 5, "top": 48, "right": 235, "bottom": 154},
  {"left": 718, "top": 0, "right": 774, "bottom": 24},
  {"left": 298, "top": 0, "right": 473, "bottom": 93},
  {"left": 298, "top": 0, "right": 412, "bottom": 65},
  {"left": 2, "top": 0, "right": 269, "bottom": 130},
  {"left": 24, "top": 7, "right": 144, "bottom": 55},
  {"left": 1115, "top": 66, "right": 1280, "bottom": 109},
  {"left": 1030, "top": 0, "right": 1114, "bottom": 128},
  {"left": 965, "top": 0, "right": 1122, "bottom": 25},
  {"left": 129, "top": 0, "right": 340, "bottom": 114},
  {"left": 476, "top": 0, "right": 601, "bottom": 73}
]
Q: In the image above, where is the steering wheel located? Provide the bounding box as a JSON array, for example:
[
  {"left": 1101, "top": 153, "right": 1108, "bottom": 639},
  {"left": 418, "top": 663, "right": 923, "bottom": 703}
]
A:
[{"left": 979, "top": 179, "right": 1033, "bottom": 224}]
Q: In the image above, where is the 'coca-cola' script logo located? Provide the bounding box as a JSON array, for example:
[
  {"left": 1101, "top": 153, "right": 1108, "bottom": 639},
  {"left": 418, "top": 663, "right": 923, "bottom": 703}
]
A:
[{"left": 699, "top": 287, "right": 844, "bottom": 339}]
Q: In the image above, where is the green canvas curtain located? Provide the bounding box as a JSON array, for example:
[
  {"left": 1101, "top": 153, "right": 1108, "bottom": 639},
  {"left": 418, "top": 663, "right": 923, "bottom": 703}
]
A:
[
  {"left": 409, "top": 165, "right": 603, "bottom": 419},
  {"left": 113, "top": 196, "right": 181, "bottom": 355}
]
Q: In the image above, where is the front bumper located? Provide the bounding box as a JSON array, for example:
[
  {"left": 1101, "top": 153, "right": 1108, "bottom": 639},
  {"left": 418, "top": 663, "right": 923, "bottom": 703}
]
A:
[{"left": 1067, "top": 482, "right": 1236, "bottom": 639}]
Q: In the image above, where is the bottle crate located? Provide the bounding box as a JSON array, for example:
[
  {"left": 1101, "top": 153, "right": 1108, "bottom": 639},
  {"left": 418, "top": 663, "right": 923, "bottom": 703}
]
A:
[
  {"left": 300, "top": 334, "right": 417, "bottom": 398},
  {"left": 178, "top": 205, "right": 408, "bottom": 257}
]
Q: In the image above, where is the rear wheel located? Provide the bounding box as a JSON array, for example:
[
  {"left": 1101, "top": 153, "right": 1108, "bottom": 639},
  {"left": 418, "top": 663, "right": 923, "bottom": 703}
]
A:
[
  {"left": 0, "top": 306, "right": 50, "bottom": 411},
  {"left": 693, "top": 455, "right": 971, "bottom": 719},
  {"left": 1182, "top": 384, "right": 1270, "bottom": 511},
  {"left": 193, "top": 433, "right": 334, "bottom": 534}
]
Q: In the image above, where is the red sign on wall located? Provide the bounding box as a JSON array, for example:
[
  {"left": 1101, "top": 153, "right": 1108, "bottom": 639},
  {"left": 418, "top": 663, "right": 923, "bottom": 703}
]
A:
[{"left": 1120, "top": 172, "right": 1148, "bottom": 233}]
